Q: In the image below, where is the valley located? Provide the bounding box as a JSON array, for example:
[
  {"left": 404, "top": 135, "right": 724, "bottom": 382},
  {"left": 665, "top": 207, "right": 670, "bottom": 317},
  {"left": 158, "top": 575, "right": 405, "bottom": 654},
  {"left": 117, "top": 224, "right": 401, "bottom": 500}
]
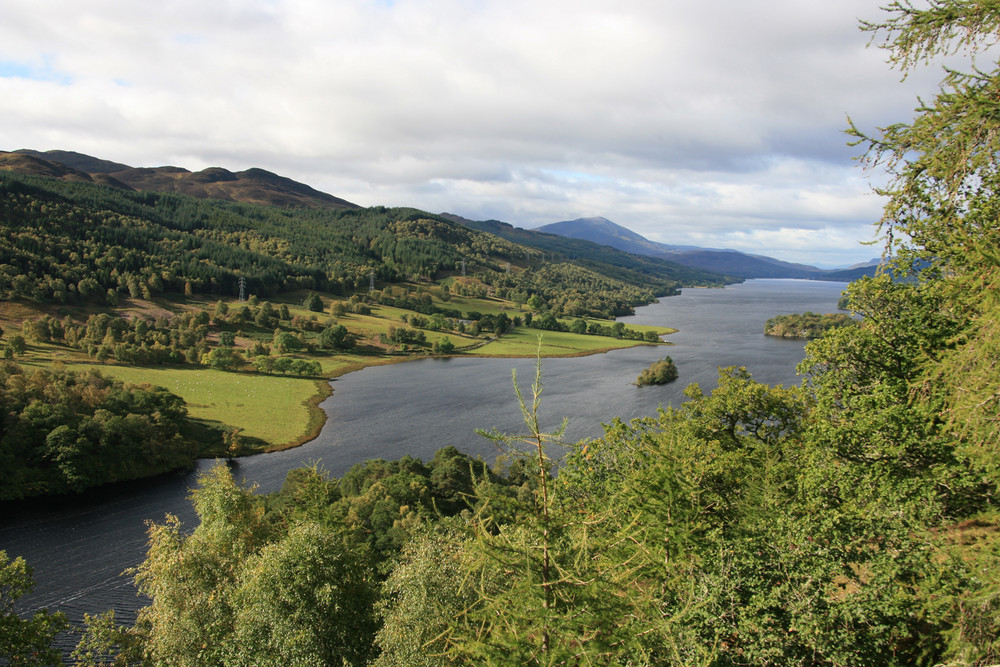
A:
[{"left": 0, "top": 162, "right": 693, "bottom": 499}]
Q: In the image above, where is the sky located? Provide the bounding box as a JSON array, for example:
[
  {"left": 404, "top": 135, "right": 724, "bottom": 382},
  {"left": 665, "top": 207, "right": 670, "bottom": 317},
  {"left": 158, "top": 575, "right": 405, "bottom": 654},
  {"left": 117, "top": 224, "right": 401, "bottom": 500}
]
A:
[{"left": 0, "top": 0, "right": 955, "bottom": 267}]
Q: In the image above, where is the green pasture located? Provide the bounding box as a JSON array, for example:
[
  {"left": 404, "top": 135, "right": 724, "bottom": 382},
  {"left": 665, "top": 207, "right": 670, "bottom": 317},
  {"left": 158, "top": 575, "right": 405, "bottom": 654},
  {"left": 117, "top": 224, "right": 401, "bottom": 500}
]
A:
[
  {"left": 469, "top": 326, "right": 662, "bottom": 357},
  {"left": 439, "top": 294, "right": 524, "bottom": 317},
  {"left": 339, "top": 306, "right": 475, "bottom": 350},
  {"left": 77, "top": 364, "right": 326, "bottom": 449}
]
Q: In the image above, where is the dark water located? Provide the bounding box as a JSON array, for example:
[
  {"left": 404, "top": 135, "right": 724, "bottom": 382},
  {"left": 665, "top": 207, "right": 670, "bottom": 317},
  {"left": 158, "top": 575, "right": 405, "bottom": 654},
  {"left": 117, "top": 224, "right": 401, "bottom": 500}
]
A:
[{"left": 0, "top": 278, "right": 845, "bottom": 645}]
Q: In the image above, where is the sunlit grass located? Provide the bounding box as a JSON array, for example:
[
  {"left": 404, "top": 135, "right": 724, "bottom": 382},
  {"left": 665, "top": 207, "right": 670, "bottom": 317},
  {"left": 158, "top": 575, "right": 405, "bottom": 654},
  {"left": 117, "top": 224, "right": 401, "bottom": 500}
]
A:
[
  {"left": 72, "top": 364, "right": 325, "bottom": 449},
  {"left": 468, "top": 327, "right": 663, "bottom": 357}
]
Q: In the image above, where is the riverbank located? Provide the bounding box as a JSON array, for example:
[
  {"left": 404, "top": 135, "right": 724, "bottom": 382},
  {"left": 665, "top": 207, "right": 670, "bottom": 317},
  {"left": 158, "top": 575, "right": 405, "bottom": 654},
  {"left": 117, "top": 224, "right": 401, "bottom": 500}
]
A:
[
  {"left": 250, "top": 324, "right": 677, "bottom": 454},
  {"left": 2, "top": 286, "right": 675, "bottom": 459}
]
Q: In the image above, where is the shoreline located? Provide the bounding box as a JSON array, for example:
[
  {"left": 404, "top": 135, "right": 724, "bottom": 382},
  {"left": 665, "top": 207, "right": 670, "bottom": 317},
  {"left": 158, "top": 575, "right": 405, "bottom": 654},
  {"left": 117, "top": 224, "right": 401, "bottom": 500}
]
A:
[{"left": 255, "top": 330, "right": 679, "bottom": 456}]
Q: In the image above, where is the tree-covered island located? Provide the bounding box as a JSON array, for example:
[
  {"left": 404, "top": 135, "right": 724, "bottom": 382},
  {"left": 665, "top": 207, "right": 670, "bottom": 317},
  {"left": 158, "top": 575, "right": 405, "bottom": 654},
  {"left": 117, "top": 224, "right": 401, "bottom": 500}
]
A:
[
  {"left": 635, "top": 355, "right": 678, "bottom": 385},
  {"left": 764, "top": 311, "right": 856, "bottom": 339}
]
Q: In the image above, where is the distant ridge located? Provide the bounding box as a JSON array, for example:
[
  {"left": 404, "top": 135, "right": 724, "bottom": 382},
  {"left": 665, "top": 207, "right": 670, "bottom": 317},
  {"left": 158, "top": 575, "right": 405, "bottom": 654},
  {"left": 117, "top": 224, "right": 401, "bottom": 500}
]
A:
[
  {"left": 536, "top": 217, "right": 701, "bottom": 254},
  {"left": 108, "top": 164, "right": 360, "bottom": 210},
  {"left": 4, "top": 149, "right": 360, "bottom": 210},
  {"left": 535, "top": 216, "right": 881, "bottom": 281},
  {"left": 13, "top": 149, "right": 132, "bottom": 174},
  {"left": 0, "top": 151, "right": 132, "bottom": 188}
]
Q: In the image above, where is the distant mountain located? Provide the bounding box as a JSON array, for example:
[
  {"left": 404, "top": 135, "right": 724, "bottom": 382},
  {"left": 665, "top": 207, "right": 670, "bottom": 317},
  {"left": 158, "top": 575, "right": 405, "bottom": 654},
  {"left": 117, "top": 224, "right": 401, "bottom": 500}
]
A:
[
  {"left": 4, "top": 149, "right": 359, "bottom": 210},
  {"left": 441, "top": 213, "right": 730, "bottom": 287},
  {"left": 535, "top": 217, "right": 701, "bottom": 254},
  {"left": 535, "top": 216, "right": 880, "bottom": 281}
]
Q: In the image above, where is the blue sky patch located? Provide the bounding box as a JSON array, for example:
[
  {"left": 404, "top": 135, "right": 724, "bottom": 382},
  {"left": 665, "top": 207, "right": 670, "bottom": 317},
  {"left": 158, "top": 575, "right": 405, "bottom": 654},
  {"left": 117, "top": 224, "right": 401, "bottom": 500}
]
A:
[{"left": 0, "top": 58, "right": 73, "bottom": 84}]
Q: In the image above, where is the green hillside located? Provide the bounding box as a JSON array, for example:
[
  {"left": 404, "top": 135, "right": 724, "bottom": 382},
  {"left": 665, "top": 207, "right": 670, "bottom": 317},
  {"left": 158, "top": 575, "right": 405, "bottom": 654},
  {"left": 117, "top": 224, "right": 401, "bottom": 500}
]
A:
[{"left": 0, "top": 170, "right": 725, "bottom": 318}]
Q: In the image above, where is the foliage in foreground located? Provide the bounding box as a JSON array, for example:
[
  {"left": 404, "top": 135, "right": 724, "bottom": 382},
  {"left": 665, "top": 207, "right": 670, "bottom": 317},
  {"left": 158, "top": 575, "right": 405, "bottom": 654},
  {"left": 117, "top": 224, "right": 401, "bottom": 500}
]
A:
[
  {"left": 0, "top": 551, "right": 69, "bottom": 666},
  {"left": 71, "top": 349, "right": 997, "bottom": 666}
]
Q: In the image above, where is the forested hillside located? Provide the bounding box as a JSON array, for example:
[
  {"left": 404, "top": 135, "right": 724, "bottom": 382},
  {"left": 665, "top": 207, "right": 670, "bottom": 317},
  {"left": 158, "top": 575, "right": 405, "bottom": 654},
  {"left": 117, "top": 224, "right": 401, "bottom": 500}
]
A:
[
  {"left": 3, "top": 2, "right": 1000, "bottom": 664},
  {"left": 0, "top": 170, "right": 723, "bottom": 318}
]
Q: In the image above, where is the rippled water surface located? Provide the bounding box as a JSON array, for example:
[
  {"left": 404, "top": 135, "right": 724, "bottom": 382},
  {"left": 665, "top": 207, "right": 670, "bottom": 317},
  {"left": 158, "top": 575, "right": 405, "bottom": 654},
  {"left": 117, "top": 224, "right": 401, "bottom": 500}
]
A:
[{"left": 0, "top": 278, "right": 846, "bottom": 646}]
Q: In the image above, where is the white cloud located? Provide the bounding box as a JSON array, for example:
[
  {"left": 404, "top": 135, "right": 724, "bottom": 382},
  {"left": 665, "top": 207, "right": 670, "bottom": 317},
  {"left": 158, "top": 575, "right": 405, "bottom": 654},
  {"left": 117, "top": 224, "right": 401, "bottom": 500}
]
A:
[{"left": 0, "top": 0, "right": 955, "bottom": 266}]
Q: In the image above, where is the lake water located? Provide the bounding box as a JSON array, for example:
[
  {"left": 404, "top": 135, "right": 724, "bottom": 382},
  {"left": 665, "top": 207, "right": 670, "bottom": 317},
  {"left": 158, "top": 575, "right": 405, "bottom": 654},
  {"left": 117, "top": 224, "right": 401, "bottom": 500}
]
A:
[{"left": 0, "top": 278, "right": 846, "bottom": 648}]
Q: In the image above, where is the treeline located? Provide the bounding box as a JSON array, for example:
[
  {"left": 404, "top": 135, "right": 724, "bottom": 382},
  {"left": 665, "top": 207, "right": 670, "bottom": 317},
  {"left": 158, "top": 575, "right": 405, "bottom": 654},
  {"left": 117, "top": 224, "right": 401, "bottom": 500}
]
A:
[
  {"left": 764, "top": 311, "right": 856, "bottom": 339},
  {"left": 10, "top": 303, "right": 346, "bottom": 374},
  {"left": 14, "top": 311, "right": 211, "bottom": 366},
  {"left": 489, "top": 261, "right": 669, "bottom": 318},
  {"left": 524, "top": 312, "right": 661, "bottom": 341},
  {"left": 370, "top": 285, "right": 660, "bottom": 344},
  {"left": 0, "top": 363, "right": 198, "bottom": 500}
]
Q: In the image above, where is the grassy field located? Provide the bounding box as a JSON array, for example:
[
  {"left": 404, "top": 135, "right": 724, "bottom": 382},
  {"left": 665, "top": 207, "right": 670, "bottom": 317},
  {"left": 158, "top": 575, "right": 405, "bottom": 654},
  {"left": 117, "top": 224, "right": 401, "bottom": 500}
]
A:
[
  {"left": 82, "top": 364, "right": 328, "bottom": 451},
  {"left": 469, "top": 327, "right": 666, "bottom": 357},
  {"left": 340, "top": 305, "right": 475, "bottom": 349}
]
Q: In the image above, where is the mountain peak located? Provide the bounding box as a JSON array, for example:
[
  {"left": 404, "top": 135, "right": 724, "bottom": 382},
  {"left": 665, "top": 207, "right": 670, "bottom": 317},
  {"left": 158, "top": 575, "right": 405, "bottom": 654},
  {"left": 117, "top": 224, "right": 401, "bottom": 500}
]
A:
[{"left": 535, "top": 217, "right": 693, "bottom": 254}]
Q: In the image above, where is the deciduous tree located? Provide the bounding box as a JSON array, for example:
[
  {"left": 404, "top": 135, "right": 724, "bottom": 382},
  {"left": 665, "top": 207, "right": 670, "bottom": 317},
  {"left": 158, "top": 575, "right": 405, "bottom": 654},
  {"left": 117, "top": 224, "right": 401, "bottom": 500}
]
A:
[{"left": 0, "top": 551, "right": 68, "bottom": 666}]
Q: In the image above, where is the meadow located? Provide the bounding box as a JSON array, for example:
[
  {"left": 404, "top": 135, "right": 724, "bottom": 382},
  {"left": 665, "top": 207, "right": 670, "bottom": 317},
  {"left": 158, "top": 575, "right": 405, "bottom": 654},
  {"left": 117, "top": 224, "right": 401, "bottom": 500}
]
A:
[
  {"left": 469, "top": 324, "right": 673, "bottom": 357},
  {"left": 91, "top": 364, "right": 328, "bottom": 451}
]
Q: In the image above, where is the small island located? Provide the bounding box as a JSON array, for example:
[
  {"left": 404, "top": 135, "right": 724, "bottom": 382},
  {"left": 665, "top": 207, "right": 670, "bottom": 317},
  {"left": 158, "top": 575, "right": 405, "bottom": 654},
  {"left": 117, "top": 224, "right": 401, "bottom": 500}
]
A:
[
  {"left": 636, "top": 356, "right": 679, "bottom": 386},
  {"left": 764, "top": 312, "right": 855, "bottom": 339}
]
